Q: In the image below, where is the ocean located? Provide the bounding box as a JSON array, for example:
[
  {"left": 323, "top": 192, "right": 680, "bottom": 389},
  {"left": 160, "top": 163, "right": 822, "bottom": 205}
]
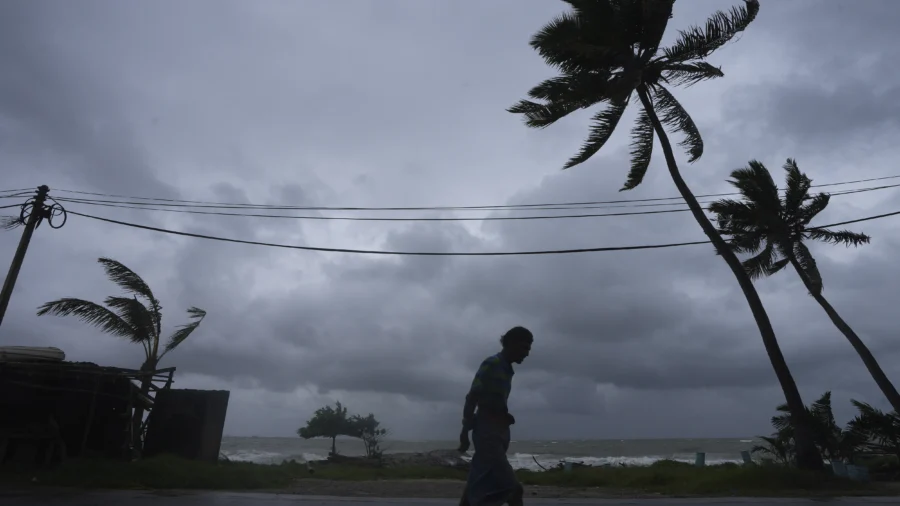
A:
[{"left": 220, "top": 436, "right": 760, "bottom": 471}]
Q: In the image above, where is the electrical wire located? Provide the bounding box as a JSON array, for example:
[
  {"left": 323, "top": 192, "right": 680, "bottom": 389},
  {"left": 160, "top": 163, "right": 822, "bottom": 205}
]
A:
[
  {"left": 50, "top": 181, "right": 900, "bottom": 222},
  {"left": 45, "top": 173, "right": 900, "bottom": 212},
  {"left": 0, "top": 188, "right": 34, "bottom": 195},
  {"left": 53, "top": 195, "right": 695, "bottom": 211},
  {"left": 57, "top": 198, "right": 695, "bottom": 221},
  {"left": 65, "top": 208, "right": 900, "bottom": 256},
  {"left": 0, "top": 192, "right": 36, "bottom": 200}
]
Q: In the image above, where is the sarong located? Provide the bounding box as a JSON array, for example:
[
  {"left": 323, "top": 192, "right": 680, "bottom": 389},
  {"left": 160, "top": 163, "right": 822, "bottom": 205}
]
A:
[{"left": 464, "top": 417, "right": 520, "bottom": 506}]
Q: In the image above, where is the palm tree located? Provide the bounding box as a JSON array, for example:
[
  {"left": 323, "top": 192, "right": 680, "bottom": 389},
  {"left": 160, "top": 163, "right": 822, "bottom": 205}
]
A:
[
  {"left": 508, "top": 0, "right": 822, "bottom": 469},
  {"left": 848, "top": 400, "right": 900, "bottom": 464},
  {"left": 709, "top": 159, "right": 900, "bottom": 414},
  {"left": 764, "top": 391, "right": 864, "bottom": 464},
  {"left": 36, "top": 257, "right": 206, "bottom": 451}
]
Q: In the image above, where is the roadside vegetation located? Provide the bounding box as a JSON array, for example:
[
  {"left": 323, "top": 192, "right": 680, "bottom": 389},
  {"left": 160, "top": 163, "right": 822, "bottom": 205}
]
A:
[{"left": 0, "top": 455, "right": 893, "bottom": 497}]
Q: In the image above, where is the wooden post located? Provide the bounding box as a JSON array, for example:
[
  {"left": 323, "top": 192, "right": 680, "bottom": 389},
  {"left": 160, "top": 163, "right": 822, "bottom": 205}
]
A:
[
  {"left": 124, "top": 385, "right": 134, "bottom": 460},
  {"left": 80, "top": 375, "right": 101, "bottom": 455},
  {"left": 0, "top": 185, "right": 49, "bottom": 328}
]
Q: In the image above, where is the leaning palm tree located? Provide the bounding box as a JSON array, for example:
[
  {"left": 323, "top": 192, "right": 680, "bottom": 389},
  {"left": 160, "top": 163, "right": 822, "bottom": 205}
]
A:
[
  {"left": 709, "top": 159, "right": 900, "bottom": 414},
  {"left": 508, "top": 0, "right": 822, "bottom": 469},
  {"left": 36, "top": 257, "right": 206, "bottom": 451}
]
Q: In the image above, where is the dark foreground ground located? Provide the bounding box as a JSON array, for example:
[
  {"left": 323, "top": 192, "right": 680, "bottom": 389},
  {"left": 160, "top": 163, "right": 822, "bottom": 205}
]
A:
[{"left": 2, "top": 490, "right": 900, "bottom": 505}]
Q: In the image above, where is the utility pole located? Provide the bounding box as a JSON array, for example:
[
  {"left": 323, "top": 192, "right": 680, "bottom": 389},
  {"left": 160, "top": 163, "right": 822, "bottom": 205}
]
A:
[{"left": 0, "top": 185, "right": 51, "bottom": 328}]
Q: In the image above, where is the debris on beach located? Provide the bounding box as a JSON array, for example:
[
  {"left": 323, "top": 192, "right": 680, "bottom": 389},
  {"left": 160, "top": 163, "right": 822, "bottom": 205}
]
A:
[{"left": 314, "top": 449, "right": 470, "bottom": 470}]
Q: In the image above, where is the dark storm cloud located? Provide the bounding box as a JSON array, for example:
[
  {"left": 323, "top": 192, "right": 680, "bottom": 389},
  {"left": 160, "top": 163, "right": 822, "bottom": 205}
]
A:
[
  {"left": 726, "top": 80, "right": 900, "bottom": 146},
  {"left": 718, "top": 0, "right": 900, "bottom": 150},
  {"left": 0, "top": 2, "right": 178, "bottom": 199},
  {"left": 2, "top": 0, "right": 900, "bottom": 439}
]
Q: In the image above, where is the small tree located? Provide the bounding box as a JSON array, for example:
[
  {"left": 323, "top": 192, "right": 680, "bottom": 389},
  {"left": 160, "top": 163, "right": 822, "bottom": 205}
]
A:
[
  {"left": 752, "top": 433, "right": 794, "bottom": 467},
  {"left": 297, "top": 402, "right": 354, "bottom": 456},
  {"left": 755, "top": 392, "right": 865, "bottom": 466},
  {"left": 350, "top": 413, "right": 388, "bottom": 459},
  {"left": 847, "top": 400, "right": 900, "bottom": 464}
]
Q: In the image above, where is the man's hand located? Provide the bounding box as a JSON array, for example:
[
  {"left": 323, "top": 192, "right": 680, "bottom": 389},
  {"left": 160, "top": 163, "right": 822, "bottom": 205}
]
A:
[
  {"left": 457, "top": 429, "right": 471, "bottom": 453},
  {"left": 506, "top": 413, "right": 516, "bottom": 425}
]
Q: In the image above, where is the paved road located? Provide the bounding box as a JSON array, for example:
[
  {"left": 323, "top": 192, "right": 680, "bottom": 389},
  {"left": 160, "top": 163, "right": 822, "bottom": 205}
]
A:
[{"left": 2, "top": 490, "right": 899, "bottom": 505}]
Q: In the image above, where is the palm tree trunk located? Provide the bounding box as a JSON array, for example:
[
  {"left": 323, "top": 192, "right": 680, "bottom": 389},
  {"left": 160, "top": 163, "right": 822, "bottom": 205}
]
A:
[
  {"left": 331, "top": 436, "right": 337, "bottom": 456},
  {"left": 132, "top": 359, "right": 157, "bottom": 456},
  {"left": 788, "top": 258, "right": 900, "bottom": 413},
  {"left": 636, "top": 86, "right": 823, "bottom": 471}
]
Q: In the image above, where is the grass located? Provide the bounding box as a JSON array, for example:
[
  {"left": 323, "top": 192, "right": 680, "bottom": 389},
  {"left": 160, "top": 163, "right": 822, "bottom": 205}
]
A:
[{"left": 0, "top": 456, "right": 893, "bottom": 497}]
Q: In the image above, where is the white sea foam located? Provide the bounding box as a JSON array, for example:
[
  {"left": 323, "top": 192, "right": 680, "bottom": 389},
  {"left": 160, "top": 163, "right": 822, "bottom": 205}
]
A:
[
  {"left": 222, "top": 449, "right": 329, "bottom": 465},
  {"left": 224, "top": 449, "right": 741, "bottom": 471},
  {"left": 505, "top": 453, "right": 742, "bottom": 471}
]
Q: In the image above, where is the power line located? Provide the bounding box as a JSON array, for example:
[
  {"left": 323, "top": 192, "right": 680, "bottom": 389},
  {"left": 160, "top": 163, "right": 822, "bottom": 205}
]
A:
[
  {"left": 45, "top": 173, "right": 900, "bottom": 212},
  {"left": 809, "top": 210, "right": 900, "bottom": 230},
  {"left": 54, "top": 195, "right": 699, "bottom": 212},
  {"left": 58, "top": 198, "right": 695, "bottom": 221},
  {"left": 50, "top": 181, "right": 900, "bottom": 223},
  {"left": 0, "top": 192, "right": 36, "bottom": 200},
  {"left": 64, "top": 208, "right": 900, "bottom": 256}
]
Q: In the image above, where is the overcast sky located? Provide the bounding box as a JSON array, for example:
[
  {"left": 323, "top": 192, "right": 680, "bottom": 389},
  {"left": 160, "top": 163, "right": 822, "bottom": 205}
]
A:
[{"left": 1, "top": 0, "right": 899, "bottom": 441}]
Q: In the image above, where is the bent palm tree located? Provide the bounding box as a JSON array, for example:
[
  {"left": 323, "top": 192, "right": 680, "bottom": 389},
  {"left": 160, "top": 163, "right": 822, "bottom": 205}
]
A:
[
  {"left": 709, "top": 159, "right": 900, "bottom": 413},
  {"left": 508, "top": 0, "right": 822, "bottom": 469},
  {"left": 37, "top": 257, "right": 206, "bottom": 451}
]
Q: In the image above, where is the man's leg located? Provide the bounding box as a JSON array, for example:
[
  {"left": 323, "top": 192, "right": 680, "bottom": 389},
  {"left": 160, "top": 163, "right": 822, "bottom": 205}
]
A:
[
  {"left": 506, "top": 483, "right": 524, "bottom": 506},
  {"left": 458, "top": 483, "right": 471, "bottom": 506}
]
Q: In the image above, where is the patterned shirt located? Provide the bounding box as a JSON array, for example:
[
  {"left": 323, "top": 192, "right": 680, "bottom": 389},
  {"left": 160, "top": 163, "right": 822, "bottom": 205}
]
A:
[{"left": 469, "top": 353, "right": 514, "bottom": 416}]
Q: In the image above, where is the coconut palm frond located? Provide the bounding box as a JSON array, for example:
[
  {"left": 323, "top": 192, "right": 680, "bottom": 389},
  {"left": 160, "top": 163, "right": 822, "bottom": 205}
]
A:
[
  {"left": 621, "top": 107, "right": 655, "bottom": 191},
  {"left": 104, "top": 296, "right": 156, "bottom": 346},
  {"left": 741, "top": 241, "right": 780, "bottom": 280},
  {"left": 807, "top": 228, "right": 871, "bottom": 248},
  {"left": 662, "top": 0, "right": 760, "bottom": 63},
  {"left": 727, "top": 161, "right": 782, "bottom": 214},
  {"left": 159, "top": 307, "right": 207, "bottom": 358},
  {"left": 650, "top": 85, "right": 703, "bottom": 162},
  {"left": 782, "top": 158, "right": 812, "bottom": 214},
  {"left": 796, "top": 193, "right": 829, "bottom": 224},
  {"left": 708, "top": 199, "right": 757, "bottom": 235},
  {"left": 97, "top": 258, "right": 158, "bottom": 306},
  {"left": 562, "top": 98, "right": 629, "bottom": 170},
  {"left": 36, "top": 297, "right": 136, "bottom": 340},
  {"left": 661, "top": 61, "right": 724, "bottom": 87}
]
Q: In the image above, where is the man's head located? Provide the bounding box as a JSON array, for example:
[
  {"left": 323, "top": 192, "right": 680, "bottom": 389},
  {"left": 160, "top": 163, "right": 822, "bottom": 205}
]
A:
[{"left": 500, "top": 326, "right": 533, "bottom": 364}]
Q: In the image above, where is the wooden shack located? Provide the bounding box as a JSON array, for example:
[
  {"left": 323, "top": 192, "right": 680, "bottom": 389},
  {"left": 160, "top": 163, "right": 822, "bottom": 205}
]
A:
[{"left": 0, "top": 360, "right": 175, "bottom": 467}]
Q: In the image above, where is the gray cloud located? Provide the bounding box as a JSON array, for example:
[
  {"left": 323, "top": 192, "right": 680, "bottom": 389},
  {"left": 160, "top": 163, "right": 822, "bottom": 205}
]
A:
[{"left": 2, "top": 0, "right": 900, "bottom": 441}]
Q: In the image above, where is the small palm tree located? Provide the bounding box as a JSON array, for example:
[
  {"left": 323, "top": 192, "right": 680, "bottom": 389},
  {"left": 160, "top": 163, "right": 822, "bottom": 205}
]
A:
[
  {"left": 764, "top": 392, "right": 863, "bottom": 464},
  {"left": 37, "top": 257, "right": 206, "bottom": 450},
  {"left": 848, "top": 400, "right": 900, "bottom": 464},
  {"left": 752, "top": 433, "right": 794, "bottom": 467},
  {"left": 709, "top": 159, "right": 900, "bottom": 414},
  {"left": 509, "top": 0, "right": 821, "bottom": 469}
]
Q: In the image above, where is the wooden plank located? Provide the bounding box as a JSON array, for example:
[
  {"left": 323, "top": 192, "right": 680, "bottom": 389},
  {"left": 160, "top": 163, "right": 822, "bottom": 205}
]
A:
[{"left": 80, "top": 376, "right": 102, "bottom": 454}]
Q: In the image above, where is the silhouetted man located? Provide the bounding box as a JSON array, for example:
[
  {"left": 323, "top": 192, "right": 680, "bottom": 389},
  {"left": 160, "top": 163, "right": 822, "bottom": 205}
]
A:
[{"left": 458, "top": 326, "right": 533, "bottom": 506}]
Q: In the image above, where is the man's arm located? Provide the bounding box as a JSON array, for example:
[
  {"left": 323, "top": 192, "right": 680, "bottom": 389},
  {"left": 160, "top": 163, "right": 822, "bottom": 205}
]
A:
[{"left": 462, "top": 392, "right": 478, "bottom": 431}]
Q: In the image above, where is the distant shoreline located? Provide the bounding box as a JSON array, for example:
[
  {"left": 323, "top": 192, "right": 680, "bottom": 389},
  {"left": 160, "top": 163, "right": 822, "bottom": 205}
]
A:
[{"left": 223, "top": 435, "right": 761, "bottom": 442}]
